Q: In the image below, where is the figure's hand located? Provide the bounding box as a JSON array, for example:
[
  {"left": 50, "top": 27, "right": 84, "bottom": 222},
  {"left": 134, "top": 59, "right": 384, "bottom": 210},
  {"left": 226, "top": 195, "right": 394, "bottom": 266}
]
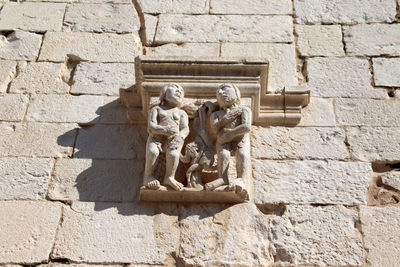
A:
[
  {"left": 225, "top": 107, "right": 242, "bottom": 121},
  {"left": 160, "top": 125, "right": 179, "bottom": 136},
  {"left": 204, "top": 101, "right": 217, "bottom": 116}
]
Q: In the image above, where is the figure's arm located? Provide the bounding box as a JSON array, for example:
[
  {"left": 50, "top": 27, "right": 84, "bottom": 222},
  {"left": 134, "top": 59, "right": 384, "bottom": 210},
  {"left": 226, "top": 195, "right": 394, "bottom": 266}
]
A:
[
  {"left": 179, "top": 111, "right": 190, "bottom": 139},
  {"left": 217, "top": 107, "right": 251, "bottom": 144},
  {"left": 210, "top": 107, "right": 242, "bottom": 133}
]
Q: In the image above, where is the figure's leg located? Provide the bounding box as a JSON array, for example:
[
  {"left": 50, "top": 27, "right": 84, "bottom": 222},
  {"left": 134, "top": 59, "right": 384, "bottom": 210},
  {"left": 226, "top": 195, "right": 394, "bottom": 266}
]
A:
[
  {"left": 164, "top": 148, "right": 184, "bottom": 191},
  {"left": 143, "top": 139, "right": 161, "bottom": 189},
  {"left": 236, "top": 138, "right": 250, "bottom": 179},
  {"left": 205, "top": 145, "right": 229, "bottom": 190}
]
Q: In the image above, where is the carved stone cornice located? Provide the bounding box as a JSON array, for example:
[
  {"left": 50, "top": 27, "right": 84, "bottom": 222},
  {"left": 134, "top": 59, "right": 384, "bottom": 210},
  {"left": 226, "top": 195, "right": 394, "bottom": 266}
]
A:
[{"left": 120, "top": 56, "right": 310, "bottom": 126}]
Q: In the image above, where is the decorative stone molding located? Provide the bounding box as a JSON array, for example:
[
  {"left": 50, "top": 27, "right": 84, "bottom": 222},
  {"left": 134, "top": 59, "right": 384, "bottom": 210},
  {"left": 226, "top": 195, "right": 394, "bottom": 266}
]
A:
[
  {"left": 120, "top": 56, "right": 310, "bottom": 126},
  {"left": 120, "top": 57, "right": 310, "bottom": 203}
]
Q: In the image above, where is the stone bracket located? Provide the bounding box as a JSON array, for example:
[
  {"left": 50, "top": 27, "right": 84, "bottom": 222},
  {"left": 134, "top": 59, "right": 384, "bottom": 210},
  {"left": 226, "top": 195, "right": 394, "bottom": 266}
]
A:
[{"left": 120, "top": 56, "right": 310, "bottom": 126}]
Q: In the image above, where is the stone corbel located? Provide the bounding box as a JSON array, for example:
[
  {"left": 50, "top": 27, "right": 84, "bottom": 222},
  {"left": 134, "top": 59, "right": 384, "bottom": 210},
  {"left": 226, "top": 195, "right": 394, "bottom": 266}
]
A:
[{"left": 120, "top": 56, "right": 310, "bottom": 126}]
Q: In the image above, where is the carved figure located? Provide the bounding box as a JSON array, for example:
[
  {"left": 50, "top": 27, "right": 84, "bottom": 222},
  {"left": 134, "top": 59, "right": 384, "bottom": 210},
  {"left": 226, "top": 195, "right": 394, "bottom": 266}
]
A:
[
  {"left": 204, "top": 84, "right": 252, "bottom": 197},
  {"left": 143, "top": 83, "right": 189, "bottom": 191},
  {"left": 180, "top": 105, "right": 216, "bottom": 190}
]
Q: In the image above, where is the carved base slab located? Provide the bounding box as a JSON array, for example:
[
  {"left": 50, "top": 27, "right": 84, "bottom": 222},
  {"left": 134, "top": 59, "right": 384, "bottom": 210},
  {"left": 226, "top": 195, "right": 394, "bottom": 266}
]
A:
[{"left": 139, "top": 186, "right": 248, "bottom": 203}]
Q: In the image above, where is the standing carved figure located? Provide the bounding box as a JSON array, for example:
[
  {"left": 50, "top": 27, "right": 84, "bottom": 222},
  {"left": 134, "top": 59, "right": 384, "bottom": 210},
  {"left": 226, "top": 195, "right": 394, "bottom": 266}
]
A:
[
  {"left": 143, "top": 83, "right": 189, "bottom": 191},
  {"left": 204, "top": 84, "right": 251, "bottom": 197}
]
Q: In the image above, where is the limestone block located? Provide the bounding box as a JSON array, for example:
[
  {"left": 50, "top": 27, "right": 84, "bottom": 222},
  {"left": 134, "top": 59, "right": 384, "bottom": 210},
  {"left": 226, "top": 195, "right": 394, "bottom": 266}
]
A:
[
  {"left": 71, "top": 63, "right": 135, "bottom": 95},
  {"left": 380, "top": 171, "right": 400, "bottom": 191},
  {"left": 9, "top": 62, "right": 69, "bottom": 94},
  {"left": 294, "top": 0, "right": 396, "bottom": 24},
  {"left": 307, "top": 57, "right": 387, "bottom": 98},
  {"left": 145, "top": 43, "right": 220, "bottom": 57},
  {"left": 143, "top": 14, "right": 157, "bottom": 45},
  {"left": 0, "top": 122, "right": 76, "bottom": 157},
  {"left": 346, "top": 127, "right": 400, "bottom": 161},
  {"left": 360, "top": 206, "right": 400, "bottom": 266},
  {"left": 137, "top": 0, "right": 209, "bottom": 14},
  {"left": 221, "top": 43, "right": 297, "bottom": 91},
  {"left": 0, "top": 94, "right": 28, "bottom": 121},
  {"left": 270, "top": 205, "right": 363, "bottom": 266},
  {"left": 155, "top": 15, "right": 293, "bottom": 43},
  {"left": 0, "top": 158, "right": 53, "bottom": 200},
  {"left": 39, "top": 32, "right": 141, "bottom": 63},
  {"left": 63, "top": 4, "right": 139, "bottom": 33},
  {"left": 0, "top": 2, "right": 65, "bottom": 32},
  {"left": 48, "top": 158, "right": 143, "bottom": 201},
  {"left": 210, "top": 0, "right": 292, "bottom": 15},
  {"left": 0, "top": 60, "right": 16, "bottom": 93},
  {"left": 335, "top": 99, "right": 400, "bottom": 126},
  {"left": 52, "top": 202, "right": 179, "bottom": 264},
  {"left": 253, "top": 160, "right": 370, "bottom": 205},
  {"left": 296, "top": 25, "right": 344, "bottom": 57},
  {"left": 0, "top": 201, "right": 61, "bottom": 264},
  {"left": 298, "top": 97, "right": 335, "bottom": 126},
  {"left": 74, "top": 124, "right": 147, "bottom": 159},
  {"left": 178, "top": 203, "right": 273, "bottom": 266},
  {"left": 344, "top": 24, "right": 400, "bottom": 56},
  {"left": 373, "top": 58, "right": 400, "bottom": 87},
  {"left": 251, "top": 126, "right": 348, "bottom": 160},
  {"left": 26, "top": 95, "right": 102, "bottom": 123},
  {"left": 0, "top": 31, "right": 42, "bottom": 61},
  {"left": 99, "top": 97, "right": 130, "bottom": 124},
  {"left": 79, "top": 0, "right": 130, "bottom": 3}
]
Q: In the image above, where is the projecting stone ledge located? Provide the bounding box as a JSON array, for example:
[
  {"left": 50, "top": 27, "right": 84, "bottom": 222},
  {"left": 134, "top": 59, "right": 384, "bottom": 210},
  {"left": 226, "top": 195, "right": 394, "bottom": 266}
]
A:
[{"left": 140, "top": 186, "right": 248, "bottom": 203}]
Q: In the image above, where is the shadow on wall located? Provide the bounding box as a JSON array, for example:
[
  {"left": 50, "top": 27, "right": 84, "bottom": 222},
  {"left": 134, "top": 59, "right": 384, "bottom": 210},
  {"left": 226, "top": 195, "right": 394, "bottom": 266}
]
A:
[{"left": 55, "top": 98, "right": 229, "bottom": 218}]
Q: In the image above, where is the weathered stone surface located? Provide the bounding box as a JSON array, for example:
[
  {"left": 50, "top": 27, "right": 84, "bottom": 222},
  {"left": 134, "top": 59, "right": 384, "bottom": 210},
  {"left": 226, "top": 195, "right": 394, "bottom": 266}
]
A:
[
  {"left": 26, "top": 95, "right": 102, "bottom": 123},
  {"left": 9, "top": 62, "right": 69, "bottom": 94},
  {"left": 71, "top": 63, "right": 135, "bottom": 95},
  {"left": 294, "top": 0, "right": 396, "bottom": 24},
  {"left": 0, "top": 31, "right": 42, "bottom": 61},
  {"left": 221, "top": 43, "right": 297, "bottom": 91},
  {"left": 296, "top": 25, "right": 344, "bottom": 57},
  {"left": 298, "top": 97, "right": 335, "bottom": 126},
  {"left": 0, "top": 2, "right": 65, "bottom": 32},
  {"left": 39, "top": 32, "right": 141, "bottom": 62},
  {"left": 210, "top": 0, "right": 292, "bottom": 15},
  {"left": 143, "top": 14, "right": 157, "bottom": 45},
  {"left": 0, "top": 201, "right": 61, "bottom": 264},
  {"left": 335, "top": 99, "right": 400, "bottom": 126},
  {"left": 0, "top": 158, "right": 53, "bottom": 200},
  {"left": 380, "top": 171, "right": 400, "bottom": 192},
  {"left": 137, "top": 0, "right": 209, "bottom": 14},
  {"left": 63, "top": 4, "right": 139, "bottom": 33},
  {"left": 0, "top": 122, "right": 76, "bottom": 157},
  {"left": 155, "top": 15, "right": 293, "bottom": 43},
  {"left": 48, "top": 158, "right": 143, "bottom": 201},
  {"left": 179, "top": 203, "right": 273, "bottom": 266},
  {"left": 145, "top": 43, "right": 220, "bottom": 57},
  {"left": 99, "top": 97, "right": 130, "bottom": 124},
  {"left": 346, "top": 127, "right": 400, "bottom": 161},
  {"left": 307, "top": 57, "right": 387, "bottom": 98},
  {"left": 0, "top": 94, "right": 28, "bottom": 121},
  {"left": 79, "top": 0, "right": 130, "bottom": 3},
  {"left": 52, "top": 202, "right": 179, "bottom": 264},
  {"left": 253, "top": 160, "right": 370, "bottom": 205},
  {"left": 360, "top": 206, "right": 400, "bottom": 266},
  {"left": 0, "top": 60, "right": 16, "bottom": 93},
  {"left": 270, "top": 205, "right": 363, "bottom": 266},
  {"left": 344, "top": 24, "right": 400, "bottom": 56},
  {"left": 251, "top": 126, "right": 348, "bottom": 160},
  {"left": 373, "top": 58, "right": 400, "bottom": 87},
  {"left": 74, "top": 124, "right": 147, "bottom": 159}
]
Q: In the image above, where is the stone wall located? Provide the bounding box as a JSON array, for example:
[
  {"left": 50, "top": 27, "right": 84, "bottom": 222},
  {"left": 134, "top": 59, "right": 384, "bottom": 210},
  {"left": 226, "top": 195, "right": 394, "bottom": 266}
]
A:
[{"left": 0, "top": 0, "right": 400, "bottom": 266}]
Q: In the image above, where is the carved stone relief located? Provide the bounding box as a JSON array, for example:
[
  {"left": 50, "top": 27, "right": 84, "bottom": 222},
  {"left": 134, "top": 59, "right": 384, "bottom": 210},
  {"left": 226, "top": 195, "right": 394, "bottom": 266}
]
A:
[{"left": 120, "top": 57, "right": 310, "bottom": 203}]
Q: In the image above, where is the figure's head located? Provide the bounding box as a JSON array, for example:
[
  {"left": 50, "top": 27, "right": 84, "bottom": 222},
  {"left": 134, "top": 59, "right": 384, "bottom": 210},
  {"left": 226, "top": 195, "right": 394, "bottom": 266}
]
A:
[
  {"left": 216, "top": 84, "right": 241, "bottom": 108},
  {"left": 159, "top": 83, "right": 184, "bottom": 107}
]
